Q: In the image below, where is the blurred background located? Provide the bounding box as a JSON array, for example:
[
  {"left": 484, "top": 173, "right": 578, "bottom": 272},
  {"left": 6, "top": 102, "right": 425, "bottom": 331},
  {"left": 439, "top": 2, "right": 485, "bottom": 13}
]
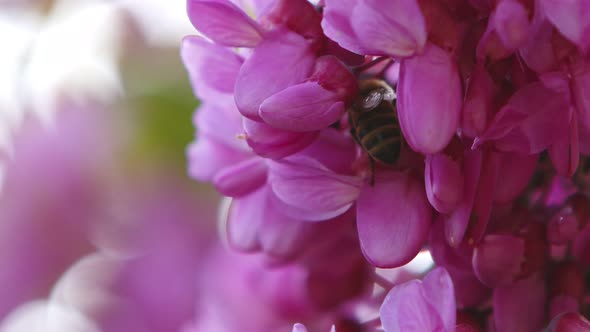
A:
[{"left": 0, "top": 1, "right": 226, "bottom": 331}]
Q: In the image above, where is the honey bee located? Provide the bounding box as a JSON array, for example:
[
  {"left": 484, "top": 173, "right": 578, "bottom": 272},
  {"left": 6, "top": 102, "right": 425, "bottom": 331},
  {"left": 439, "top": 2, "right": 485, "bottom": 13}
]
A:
[{"left": 348, "top": 79, "right": 402, "bottom": 184}]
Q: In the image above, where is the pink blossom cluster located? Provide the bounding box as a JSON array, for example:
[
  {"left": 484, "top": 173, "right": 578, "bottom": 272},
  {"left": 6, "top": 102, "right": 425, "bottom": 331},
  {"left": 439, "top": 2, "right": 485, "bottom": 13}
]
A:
[{"left": 182, "top": 0, "right": 590, "bottom": 331}]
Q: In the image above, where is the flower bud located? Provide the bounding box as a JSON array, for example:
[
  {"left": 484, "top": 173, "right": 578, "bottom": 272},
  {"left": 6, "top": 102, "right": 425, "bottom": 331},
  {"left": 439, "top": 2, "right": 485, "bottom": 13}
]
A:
[
  {"left": 425, "top": 153, "right": 464, "bottom": 213},
  {"left": 472, "top": 234, "right": 525, "bottom": 287},
  {"left": 398, "top": 43, "right": 461, "bottom": 154}
]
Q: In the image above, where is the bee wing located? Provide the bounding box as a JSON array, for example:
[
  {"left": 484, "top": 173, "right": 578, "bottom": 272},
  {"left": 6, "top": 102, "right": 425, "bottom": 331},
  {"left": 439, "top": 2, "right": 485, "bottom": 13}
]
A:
[
  {"left": 359, "top": 86, "right": 396, "bottom": 111},
  {"left": 359, "top": 89, "right": 384, "bottom": 111}
]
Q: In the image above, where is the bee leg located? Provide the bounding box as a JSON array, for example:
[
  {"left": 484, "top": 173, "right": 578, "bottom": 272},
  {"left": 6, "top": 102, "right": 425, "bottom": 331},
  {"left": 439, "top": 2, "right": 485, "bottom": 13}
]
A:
[{"left": 369, "top": 157, "right": 375, "bottom": 186}]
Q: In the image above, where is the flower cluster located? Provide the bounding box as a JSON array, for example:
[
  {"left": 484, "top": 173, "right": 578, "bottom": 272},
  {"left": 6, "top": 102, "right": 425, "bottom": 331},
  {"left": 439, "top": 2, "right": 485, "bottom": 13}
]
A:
[{"left": 182, "top": 0, "right": 590, "bottom": 330}]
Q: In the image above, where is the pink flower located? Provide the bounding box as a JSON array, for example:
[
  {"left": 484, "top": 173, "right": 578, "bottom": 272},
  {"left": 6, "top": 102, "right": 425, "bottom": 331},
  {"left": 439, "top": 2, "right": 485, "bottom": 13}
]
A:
[
  {"left": 380, "top": 267, "right": 456, "bottom": 332},
  {"left": 321, "top": 0, "right": 427, "bottom": 57}
]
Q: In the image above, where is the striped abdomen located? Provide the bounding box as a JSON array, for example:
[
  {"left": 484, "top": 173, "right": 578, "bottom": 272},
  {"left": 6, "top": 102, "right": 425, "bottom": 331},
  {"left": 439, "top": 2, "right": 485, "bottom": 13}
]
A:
[{"left": 350, "top": 101, "right": 401, "bottom": 165}]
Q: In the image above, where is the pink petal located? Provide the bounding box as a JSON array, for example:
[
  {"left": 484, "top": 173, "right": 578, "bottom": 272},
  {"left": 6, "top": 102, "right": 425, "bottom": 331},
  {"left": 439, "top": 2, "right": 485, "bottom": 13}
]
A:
[
  {"left": 292, "top": 323, "right": 308, "bottom": 332},
  {"left": 541, "top": 0, "right": 590, "bottom": 52},
  {"left": 430, "top": 217, "right": 492, "bottom": 308},
  {"left": 422, "top": 267, "right": 456, "bottom": 331},
  {"left": 356, "top": 171, "right": 432, "bottom": 268},
  {"left": 260, "top": 82, "right": 346, "bottom": 132},
  {"left": 226, "top": 188, "right": 265, "bottom": 252},
  {"left": 425, "top": 153, "right": 464, "bottom": 214},
  {"left": 187, "top": 0, "right": 263, "bottom": 47},
  {"left": 462, "top": 64, "right": 496, "bottom": 138},
  {"left": 258, "top": 214, "right": 311, "bottom": 261},
  {"left": 472, "top": 234, "right": 525, "bottom": 287},
  {"left": 476, "top": 82, "right": 570, "bottom": 154},
  {"left": 465, "top": 150, "right": 500, "bottom": 245},
  {"left": 186, "top": 137, "right": 251, "bottom": 182},
  {"left": 351, "top": 0, "right": 427, "bottom": 57},
  {"left": 398, "top": 44, "right": 462, "bottom": 154},
  {"left": 321, "top": 0, "right": 368, "bottom": 55},
  {"left": 194, "top": 103, "right": 246, "bottom": 151},
  {"left": 571, "top": 59, "right": 590, "bottom": 131},
  {"left": 308, "top": 55, "right": 358, "bottom": 105},
  {"left": 234, "top": 30, "right": 316, "bottom": 120},
  {"left": 295, "top": 128, "right": 357, "bottom": 175},
  {"left": 380, "top": 281, "right": 441, "bottom": 332},
  {"left": 519, "top": 8, "right": 557, "bottom": 74},
  {"left": 579, "top": 120, "right": 590, "bottom": 153},
  {"left": 243, "top": 118, "right": 318, "bottom": 159},
  {"left": 550, "top": 112, "right": 580, "bottom": 177},
  {"left": 494, "top": 152, "right": 538, "bottom": 203},
  {"left": 213, "top": 157, "right": 267, "bottom": 197},
  {"left": 258, "top": 0, "right": 323, "bottom": 41},
  {"left": 547, "top": 206, "right": 579, "bottom": 245},
  {"left": 268, "top": 156, "right": 361, "bottom": 221},
  {"left": 549, "top": 295, "right": 580, "bottom": 320},
  {"left": 180, "top": 36, "right": 243, "bottom": 101},
  {"left": 445, "top": 149, "right": 483, "bottom": 247},
  {"left": 546, "top": 312, "right": 590, "bottom": 332},
  {"left": 493, "top": 274, "right": 547, "bottom": 332},
  {"left": 492, "top": 0, "right": 530, "bottom": 49}
]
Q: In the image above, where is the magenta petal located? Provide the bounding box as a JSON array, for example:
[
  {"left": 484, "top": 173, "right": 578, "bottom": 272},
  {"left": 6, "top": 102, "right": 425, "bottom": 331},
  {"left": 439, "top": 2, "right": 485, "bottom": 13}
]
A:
[
  {"left": 425, "top": 153, "right": 464, "bottom": 214},
  {"left": 187, "top": 0, "right": 263, "bottom": 47},
  {"left": 465, "top": 150, "right": 500, "bottom": 244},
  {"left": 234, "top": 30, "right": 316, "bottom": 120},
  {"left": 472, "top": 234, "right": 525, "bottom": 287},
  {"left": 493, "top": 274, "right": 547, "bottom": 332},
  {"left": 380, "top": 268, "right": 454, "bottom": 332},
  {"left": 213, "top": 157, "right": 267, "bottom": 197},
  {"left": 445, "top": 149, "right": 482, "bottom": 247},
  {"left": 422, "top": 268, "right": 456, "bottom": 331},
  {"left": 226, "top": 188, "right": 264, "bottom": 252},
  {"left": 258, "top": 0, "right": 323, "bottom": 41},
  {"left": 380, "top": 281, "right": 440, "bottom": 332},
  {"left": 226, "top": 185, "right": 313, "bottom": 259},
  {"left": 268, "top": 156, "right": 361, "bottom": 221},
  {"left": 292, "top": 323, "right": 308, "bottom": 332},
  {"left": 295, "top": 128, "right": 357, "bottom": 175},
  {"left": 181, "top": 36, "right": 243, "bottom": 103},
  {"left": 356, "top": 171, "right": 432, "bottom": 268},
  {"left": 309, "top": 55, "right": 358, "bottom": 105},
  {"left": 541, "top": 0, "right": 590, "bottom": 52},
  {"left": 260, "top": 82, "right": 346, "bottom": 132},
  {"left": 351, "top": 0, "right": 427, "bottom": 57},
  {"left": 547, "top": 207, "right": 579, "bottom": 245},
  {"left": 462, "top": 64, "right": 496, "bottom": 138},
  {"left": 494, "top": 152, "right": 538, "bottom": 203},
  {"left": 430, "top": 217, "right": 492, "bottom": 308},
  {"left": 547, "top": 312, "right": 590, "bottom": 332},
  {"left": 519, "top": 10, "right": 556, "bottom": 74},
  {"left": 398, "top": 44, "right": 462, "bottom": 154},
  {"left": 572, "top": 60, "right": 590, "bottom": 130},
  {"left": 243, "top": 118, "right": 318, "bottom": 159},
  {"left": 477, "top": 82, "right": 570, "bottom": 154},
  {"left": 187, "top": 138, "right": 247, "bottom": 182},
  {"left": 492, "top": 0, "right": 529, "bottom": 49},
  {"left": 321, "top": 0, "right": 368, "bottom": 55},
  {"left": 258, "top": 210, "right": 310, "bottom": 260},
  {"left": 549, "top": 295, "right": 579, "bottom": 320},
  {"left": 579, "top": 120, "right": 590, "bottom": 154},
  {"left": 550, "top": 112, "right": 580, "bottom": 177}
]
